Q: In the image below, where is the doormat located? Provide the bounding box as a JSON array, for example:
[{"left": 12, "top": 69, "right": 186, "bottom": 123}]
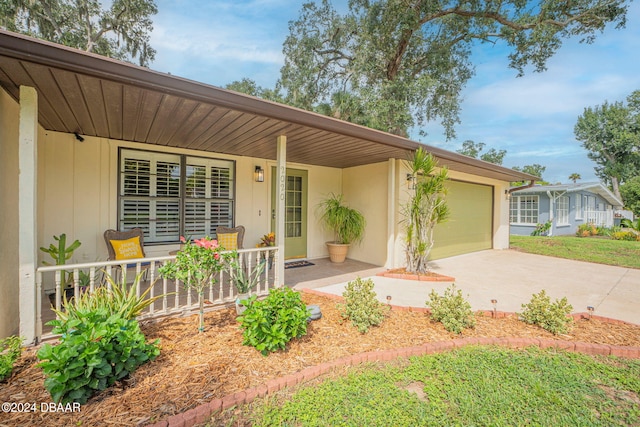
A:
[{"left": 285, "top": 260, "right": 315, "bottom": 269}]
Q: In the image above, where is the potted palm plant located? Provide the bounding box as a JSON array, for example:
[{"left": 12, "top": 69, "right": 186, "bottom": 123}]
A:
[{"left": 318, "top": 193, "right": 366, "bottom": 263}]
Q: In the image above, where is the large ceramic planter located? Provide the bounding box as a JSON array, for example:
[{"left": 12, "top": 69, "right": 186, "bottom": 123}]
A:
[{"left": 326, "top": 242, "right": 350, "bottom": 263}]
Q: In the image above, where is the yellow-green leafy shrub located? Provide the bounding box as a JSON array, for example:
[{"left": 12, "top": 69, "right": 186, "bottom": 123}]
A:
[
  {"left": 426, "top": 284, "right": 475, "bottom": 334},
  {"left": 612, "top": 231, "right": 640, "bottom": 241},
  {"left": 338, "top": 277, "right": 388, "bottom": 333},
  {"left": 520, "top": 290, "right": 573, "bottom": 335},
  {"left": 0, "top": 336, "right": 22, "bottom": 381}
]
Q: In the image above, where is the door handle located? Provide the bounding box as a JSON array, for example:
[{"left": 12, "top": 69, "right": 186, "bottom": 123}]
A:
[{"left": 272, "top": 209, "right": 275, "bottom": 219}]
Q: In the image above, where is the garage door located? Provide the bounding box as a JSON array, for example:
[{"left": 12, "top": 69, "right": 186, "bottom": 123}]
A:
[{"left": 430, "top": 180, "right": 493, "bottom": 260}]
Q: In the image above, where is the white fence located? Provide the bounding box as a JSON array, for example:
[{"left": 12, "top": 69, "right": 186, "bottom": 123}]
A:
[
  {"left": 584, "top": 210, "right": 614, "bottom": 227},
  {"left": 35, "top": 247, "right": 278, "bottom": 341}
]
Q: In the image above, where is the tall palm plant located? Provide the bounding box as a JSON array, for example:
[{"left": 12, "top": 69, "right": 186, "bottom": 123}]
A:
[{"left": 403, "top": 148, "right": 450, "bottom": 274}]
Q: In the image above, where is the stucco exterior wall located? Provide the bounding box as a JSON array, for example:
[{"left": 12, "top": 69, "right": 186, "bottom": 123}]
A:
[
  {"left": 342, "top": 161, "right": 390, "bottom": 265},
  {"left": 0, "top": 88, "right": 20, "bottom": 337},
  {"left": 37, "top": 131, "right": 343, "bottom": 265}
]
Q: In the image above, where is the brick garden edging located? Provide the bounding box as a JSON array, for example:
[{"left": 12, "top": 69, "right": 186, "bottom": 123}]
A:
[{"left": 146, "top": 288, "right": 640, "bottom": 427}]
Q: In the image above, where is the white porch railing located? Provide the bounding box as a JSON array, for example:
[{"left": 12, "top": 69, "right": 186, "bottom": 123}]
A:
[
  {"left": 35, "top": 247, "right": 279, "bottom": 342},
  {"left": 584, "top": 210, "right": 614, "bottom": 227}
]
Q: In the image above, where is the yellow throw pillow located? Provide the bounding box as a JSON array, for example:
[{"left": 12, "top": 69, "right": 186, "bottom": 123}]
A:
[
  {"left": 217, "top": 232, "right": 238, "bottom": 250},
  {"left": 111, "top": 236, "right": 144, "bottom": 260}
]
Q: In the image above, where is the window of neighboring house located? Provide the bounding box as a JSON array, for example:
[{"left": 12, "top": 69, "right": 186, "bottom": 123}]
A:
[
  {"left": 557, "top": 196, "right": 569, "bottom": 225},
  {"left": 575, "top": 193, "right": 583, "bottom": 220},
  {"left": 119, "top": 149, "right": 235, "bottom": 244},
  {"left": 509, "top": 195, "right": 539, "bottom": 224}
]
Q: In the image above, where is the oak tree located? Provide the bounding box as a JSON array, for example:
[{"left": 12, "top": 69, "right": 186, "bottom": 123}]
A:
[
  {"left": 0, "top": 0, "right": 157, "bottom": 66},
  {"left": 280, "top": 0, "right": 628, "bottom": 138},
  {"left": 574, "top": 90, "right": 640, "bottom": 200}
]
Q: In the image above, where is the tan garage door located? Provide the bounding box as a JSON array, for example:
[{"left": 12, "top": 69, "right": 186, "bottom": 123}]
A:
[{"left": 430, "top": 180, "right": 493, "bottom": 260}]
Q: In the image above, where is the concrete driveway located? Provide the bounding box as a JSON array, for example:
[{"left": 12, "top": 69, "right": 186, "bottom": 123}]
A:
[{"left": 308, "top": 250, "right": 640, "bottom": 325}]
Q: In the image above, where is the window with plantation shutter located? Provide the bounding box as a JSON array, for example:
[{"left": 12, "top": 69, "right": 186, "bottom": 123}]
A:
[{"left": 119, "top": 149, "right": 235, "bottom": 244}]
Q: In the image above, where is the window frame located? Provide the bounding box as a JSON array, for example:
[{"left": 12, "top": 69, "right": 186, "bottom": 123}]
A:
[
  {"left": 509, "top": 195, "right": 539, "bottom": 225},
  {"left": 556, "top": 195, "right": 569, "bottom": 226},
  {"left": 575, "top": 193, "right": 583, "bottom": 220},
  {"left": 118, "top": 148, "right": 236, "bottom": 245}
]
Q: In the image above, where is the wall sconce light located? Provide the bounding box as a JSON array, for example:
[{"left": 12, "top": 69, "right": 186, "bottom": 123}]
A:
[
  {"left": 491, "top": 299, "right": 498, "bottom": 318},
  {"left": 254, "top": 166, "right": 264, "bottom": 182},
  {"left": 587, "top": 306, "right": 594, "bottom": 319},
  {"left": 386, "top": 295, "right": 392, "bottom": 305},
  {"left": 406, "top": 173, "right": 417, "bottom": 190},
  {"left": 504, "top": 189, "right": 511, "bottom": 200}
]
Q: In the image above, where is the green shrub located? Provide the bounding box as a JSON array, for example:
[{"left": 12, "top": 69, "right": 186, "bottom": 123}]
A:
[
  {"left": 0, "top": 336, "right": 23, "bottom": 381},
  {"left": 338, "top": 277, "right": 388, "bottom": 333},
  {"left": 37, "top": 310, "right": 159, "bottom": 404},
  {"left": 576, "top": 222, "right": 597, "bottom": 237},
  {"left": 530, "top": 221, "right": 551, "bottom": 236},
  {"left": 54, "top": 272, "right": 167, "bottom": 322},
  {"left": 612, "top": 231, "right": 640, "bottom": 241},
  {"left": 426, "top": 284, "right": 475, "bottom": 334},
  {"left": 519, "top": 290, "right": 573, "bottom": 335},
  {"left": 237, "top": 287, "right": 309, "bottom": 356}
]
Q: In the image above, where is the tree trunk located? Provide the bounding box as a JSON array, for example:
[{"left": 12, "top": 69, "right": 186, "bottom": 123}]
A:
[{"left": 611, "top": 176, "right": 622, "bottom": 201}]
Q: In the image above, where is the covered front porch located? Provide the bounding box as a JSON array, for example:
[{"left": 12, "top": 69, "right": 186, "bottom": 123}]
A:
[{"left": 0, "top": 30, "right": 536, "bottom": 343}]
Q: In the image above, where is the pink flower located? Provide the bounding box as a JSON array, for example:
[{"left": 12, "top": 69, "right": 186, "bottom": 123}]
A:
[
  {"left": 180, "top": 236, "right": 187, "bottom": 243},
  {"left": 194, "top": 237, "right": 219, "bottom": 250}
]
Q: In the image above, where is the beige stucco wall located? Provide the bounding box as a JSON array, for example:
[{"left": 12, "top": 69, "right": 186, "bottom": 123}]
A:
[
  {"left": 342, "top": 161, "right": 390, "bottom": 265},
  {"left": 37, "top": 131, "right": 343, "bottom": 265},
  {"left": 0, "top": 89, "right": 20, "bottom": 337}
]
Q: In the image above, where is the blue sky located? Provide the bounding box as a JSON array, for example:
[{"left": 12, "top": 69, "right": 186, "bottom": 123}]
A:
[{"left": 150, "top": 0, "right": 640, "bottom": 184}]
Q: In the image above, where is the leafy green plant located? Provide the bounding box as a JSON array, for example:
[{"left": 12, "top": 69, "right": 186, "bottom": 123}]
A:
[
  {"left": 37, "top": 310, "right": 159, "bottom": 404},
  {"left": 237, "top": 287, "right": 308, "bottom": 356},
  {"left": 338, "top": 277, "right": 388, "bottom": 333},
  {"left": 0, "top": 336, "right": 23, "bottom": 381},
  {"left": 612, "top": 231, "right": 640, "bottom": 241},
  {"left": 520, "top": 290, "right": 573, "bottom": 335},
  {"left": 425, "top": 284, "right": 475, "bottom": 334},
  {"left": 530, "top": 220, "right": 551, "bottom": 236},
  {"left": 576, "top": 222, "right": 598, "bottom": 237},
  {"left": 621, "top": 217, "right": 640, "bottom": 233},
  {"left": 318, "top": 193, "right": 366, "bottom": 244},
  {"left": 402, "top": 148, "right": 449, "bottom": 274},
  {"left": 54, "top": 271, "right": 168, "bottom": 322},
  {"left": 230, "top": 258, "right": 266, "bottom": 294},
  {"left": 40, "top": 233, "right": 82, "bottom": 288}
]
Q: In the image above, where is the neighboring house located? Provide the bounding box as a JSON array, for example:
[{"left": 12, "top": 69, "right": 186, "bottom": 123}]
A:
[
  {"left": 510, "top": 182, "right": 624, "bottom": 236},
  {"left": 0, "top": 31, "right": 536, "bottom": 342}
]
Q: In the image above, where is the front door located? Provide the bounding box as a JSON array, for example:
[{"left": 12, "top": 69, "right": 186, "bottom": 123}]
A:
[{"left": 271, "top": 168, "right": 308, "bottom": 259}]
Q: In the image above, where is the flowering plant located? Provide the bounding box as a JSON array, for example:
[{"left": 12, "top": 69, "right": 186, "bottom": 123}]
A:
[
  {"left": 258, "top": 232, "right": 276, "bottom": 247},
  {"left": 159, "top": 236, "right": 236, "bottom": 333}
]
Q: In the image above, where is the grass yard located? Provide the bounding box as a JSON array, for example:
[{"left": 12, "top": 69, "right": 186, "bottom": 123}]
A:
[
  {"left": 223, "top": 346, "right": 640, "bottom": 427},
  {"left": 510, "top": 235, "right": 640, "bottom": 269}
]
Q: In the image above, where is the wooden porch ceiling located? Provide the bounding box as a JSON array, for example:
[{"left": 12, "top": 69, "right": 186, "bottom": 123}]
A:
[{"left": 0, "top": 30, "right": 537, "bottom": 182}]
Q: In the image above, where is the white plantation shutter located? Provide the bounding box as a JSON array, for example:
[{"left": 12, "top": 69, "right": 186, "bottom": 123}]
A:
[{"left": 119, "top": 149, "right": 235, "bottom": 243}]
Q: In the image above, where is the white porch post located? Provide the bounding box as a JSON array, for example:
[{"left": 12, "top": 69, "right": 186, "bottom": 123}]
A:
[
  {"left": 275, "top": 135, "right": 287, "bottom": 286},
  {"left": 18, "top": 86, "right": 38, "bottom": 344}
]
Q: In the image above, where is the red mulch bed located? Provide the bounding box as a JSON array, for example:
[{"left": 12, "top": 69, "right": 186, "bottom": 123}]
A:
[{"left": 1, "top": 292, "right": 639, "bottom": 426}]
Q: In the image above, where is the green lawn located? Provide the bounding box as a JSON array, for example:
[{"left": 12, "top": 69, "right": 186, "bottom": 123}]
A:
[
  {"left": 510, "top": 235, "right": 640, "bottom": 269},
  {"left": 227, "top": 347, "right": 640, "bottom": 427}
]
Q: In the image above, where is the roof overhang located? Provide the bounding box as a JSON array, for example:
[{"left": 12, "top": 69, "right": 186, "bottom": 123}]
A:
[
  {"left": 0, "top": 30, "right": 537, "bottom": 182},
  {"left": 512, "top": 182, "right": 623, "bottom": 207}
]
